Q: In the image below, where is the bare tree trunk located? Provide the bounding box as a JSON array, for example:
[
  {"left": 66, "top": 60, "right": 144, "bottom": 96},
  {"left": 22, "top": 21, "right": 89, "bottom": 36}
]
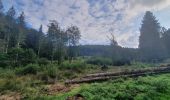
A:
[
  {"left": 37, "top": 44, "right": 40, "bottom": 57},
  {"left": 5, "top": 35, "right": 10, "bottom": 54},
  {"left": 15, "top": 42, "right": 20, "bottom": 65}
]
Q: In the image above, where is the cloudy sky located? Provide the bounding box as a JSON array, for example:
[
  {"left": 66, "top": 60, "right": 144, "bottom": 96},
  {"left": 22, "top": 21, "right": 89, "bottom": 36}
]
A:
[{"left": 2, "top": 0, "right": 170, "bottom": 48}]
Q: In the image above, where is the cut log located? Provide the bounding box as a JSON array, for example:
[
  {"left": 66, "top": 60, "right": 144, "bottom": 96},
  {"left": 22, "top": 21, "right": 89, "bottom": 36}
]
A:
[{"left": 65, "top": 67, "right": 170, "bottom": 84}]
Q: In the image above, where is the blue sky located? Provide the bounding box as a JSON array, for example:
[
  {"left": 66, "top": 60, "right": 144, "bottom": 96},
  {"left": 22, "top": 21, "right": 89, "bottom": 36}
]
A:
[{"left": 2, "top": 0, "right": 170, "bottom": 48}]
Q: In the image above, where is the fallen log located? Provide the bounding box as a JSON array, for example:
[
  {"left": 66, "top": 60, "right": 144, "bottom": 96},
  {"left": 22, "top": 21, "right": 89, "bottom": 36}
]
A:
[
  {"left": 83, "top": 67, "right": 170, "bottom": 78},
  {"left": 65, "top": 67, "right": 170, "bottom": 84}
]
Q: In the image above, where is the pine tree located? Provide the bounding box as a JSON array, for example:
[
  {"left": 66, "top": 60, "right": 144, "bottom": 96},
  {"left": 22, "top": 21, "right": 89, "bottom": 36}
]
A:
[
  {"left": 139, "top": 11, "right": 165, "bottom": 61},
  {"left": 37, "top": 25, "right": 44, "bottom": 57}
]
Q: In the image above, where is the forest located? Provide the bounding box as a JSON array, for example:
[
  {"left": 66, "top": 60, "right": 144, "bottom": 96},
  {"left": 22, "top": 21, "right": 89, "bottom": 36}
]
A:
[{"left": 1, "top": 0, "right": 170, "bottom": 100}]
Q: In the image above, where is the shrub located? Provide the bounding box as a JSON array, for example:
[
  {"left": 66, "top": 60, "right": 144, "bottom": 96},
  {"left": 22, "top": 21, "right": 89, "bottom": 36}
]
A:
[
  {"left": 40, "top": 65, "right": 58, "bottom": 84},
  {"left": 115, "top": 92, "right": 133, "bottom": 100},
  {"left": 37, "top": 58, "right": 49, "bottom": 65},
  {"left": 0, "top": 68, "right": 15, "bottom": 78},
  {"left": 86, "top": 57, "right": 112, "bottom": 65},
  {"left": 8, "top": 48, "right": 37, "bottom": 66},
  {"left": 0, "top": 53, "right": 9, "bottom": 68},
  {"left": 20, "top": 49, "right": 37, "bottom": 65},
  {"left": 45, "top": 66, "right": 57, "bottom": 79},
  {"left": 59, "top": 61, "right": 86, "bottom": 73},
  {"left": 113, "top": 59, "right": 131, "bottom": 66},
  {"left": 0, "top": 79, "right": 21, "bottom": 92},
  {"left": 131, "top": 62, "right": 154, "bottom": 68},
  {"left": 16, "top": 64, "right": 39, "bottom": 75},
  {"left": 154, "top": 80, "right": 169, "bottom": 93}
]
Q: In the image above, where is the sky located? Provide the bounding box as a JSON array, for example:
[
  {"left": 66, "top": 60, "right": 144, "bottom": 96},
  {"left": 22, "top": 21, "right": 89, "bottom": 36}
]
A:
[{"left": 2, "top": 0, "right": 170, "bottom": 48}]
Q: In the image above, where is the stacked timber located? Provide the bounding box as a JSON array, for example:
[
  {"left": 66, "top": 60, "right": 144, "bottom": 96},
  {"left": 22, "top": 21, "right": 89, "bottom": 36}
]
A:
[{"left": 65, "top": 67, "right": 170, "bottom": 84}]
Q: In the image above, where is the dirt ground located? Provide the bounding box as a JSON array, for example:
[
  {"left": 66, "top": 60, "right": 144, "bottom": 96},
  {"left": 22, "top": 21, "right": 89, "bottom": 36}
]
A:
[
  {"left": 0, "top": 92, "right": 21, "bottom": 100},
  {"left": 46, "top": 83, "right": 80, "bottom": 95}
]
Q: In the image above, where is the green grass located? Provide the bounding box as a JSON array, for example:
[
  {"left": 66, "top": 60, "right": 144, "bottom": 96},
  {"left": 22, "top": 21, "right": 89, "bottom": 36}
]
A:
[
  {"left": 0, "top": 61, "right": 170, "bottom": 100},
  {"left": 46, "top": 74, "right": 170, "bottom": 100}
]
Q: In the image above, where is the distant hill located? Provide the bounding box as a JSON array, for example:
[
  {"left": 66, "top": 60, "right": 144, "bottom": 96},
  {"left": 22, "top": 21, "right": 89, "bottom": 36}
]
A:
[{"left": 79, "top": 45, "right": 138, "bottom": 60}]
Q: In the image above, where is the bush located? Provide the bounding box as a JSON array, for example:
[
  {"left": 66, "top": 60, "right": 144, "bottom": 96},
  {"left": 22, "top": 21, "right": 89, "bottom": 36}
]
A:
[
  {"left": 45, "top": 66, "right": 57, "bottom": 79},
  {"left": 37, "top": 58, "right": 50, "bottom": 65},
  {"left": 131, "top": 62, "right": 154, "bottom": 68},
  {"left": 0, "top": 53, "right": 9, "bottom": 68},
  {"left": 8, "top": 48, "right": 37, "bottom": 66},
  {"left": 0, "top": 68, "right": 15, "bottom": 78},
  {"left": 40, "top": 65, "right": 57, "bottom": 84},
  {"left": 115, "top": 92, "right": 133, "bottom": 100},
  {"left": 86, "top": 57, "right": 112, "bottom": 65},
  {"left": 59, "top": 61, "right": 86, "bottom": 73},
  {"left": 20, "top": 49, "right": 37, "bottom": 65},
  {"left": 113, "top": 59, "right": 131, "bottom": 66},
  {"left": 154, "top": 80, "right": 169, "bottom": 93},
  {"left": 0, "top": 79, "right": 21, "bottom": 92},
  {"left": 16, "top": 64, "right": 39, "bottom": 75}
]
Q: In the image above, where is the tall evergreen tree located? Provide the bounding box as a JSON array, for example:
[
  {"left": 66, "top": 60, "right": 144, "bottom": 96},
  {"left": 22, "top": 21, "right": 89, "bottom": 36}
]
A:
[
  {"left": 162, "top": 29, "right": 170, "bottom": 57},
  {"left": 37, "top": 25, "right": 44, "bottom": 57},
  {"left": 139, "top": 11, "right": 165, "bottom": 61}
]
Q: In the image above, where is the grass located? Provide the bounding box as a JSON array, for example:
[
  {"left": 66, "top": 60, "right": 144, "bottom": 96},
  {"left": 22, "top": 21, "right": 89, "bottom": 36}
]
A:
[
  {"left": 0, "top": 61, "right": 170, "bottom": 100},
  {"left": 46, "top": 74, "right": 170, "bottom": 100}
]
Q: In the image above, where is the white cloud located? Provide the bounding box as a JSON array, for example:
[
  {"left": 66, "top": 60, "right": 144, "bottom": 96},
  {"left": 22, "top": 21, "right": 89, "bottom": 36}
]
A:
[{"left": 2, "top": 0, "right": 170, "bottom": 48}]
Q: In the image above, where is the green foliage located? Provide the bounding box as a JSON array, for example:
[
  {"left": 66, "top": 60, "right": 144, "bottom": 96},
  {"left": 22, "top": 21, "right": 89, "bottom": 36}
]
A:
[
  {"left": 59, "top": 61, "right": 86, "bottom": 73},
  {"left": 86, "top": 57, "right": 112, "bottom": 65},
  {"left": 44, "top": 65, "right": 57, "bottom": 79},
  {"left": 37, "top": 58, "right": 50, "bottom": 65},
  {"left": 139, "top": 11, "right": 166, "bottom": 61},
  {"left": 153, "top": 80, "right": 169, "bottom": 93},
  {"left": 113, "top": 59, "right": 131, "bottom": 66},
  {"left": 0, "top": 53, "right": 9, "bottom": 68},
  {"left": 0, "top": 79, "right": 21, "bottom": 92},
  {"left": 0, "top": 68, "right": 15, "bottom": 78},
  {"left": 39, "top": 65, "right": 58, "bottom": 83},
  {"left": 53, "top": 74, "right": 170, "bottom": 100},
  {"left": 20, "top": 49, "right": 37, "bottom": 65},
  {"left": 8, "top": 48, "right": 36, "bottom": 66},
  {"left": 15, "top": 64, "right": 39, "bottom": 75},
  {"left": 131, "top": 62, "right": 154, "bottom": 68}
]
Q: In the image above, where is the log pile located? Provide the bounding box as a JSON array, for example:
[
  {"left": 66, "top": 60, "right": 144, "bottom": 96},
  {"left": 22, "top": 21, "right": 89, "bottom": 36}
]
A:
[{"left": 65, "top": 67, "right": 170, "bottom": 84}]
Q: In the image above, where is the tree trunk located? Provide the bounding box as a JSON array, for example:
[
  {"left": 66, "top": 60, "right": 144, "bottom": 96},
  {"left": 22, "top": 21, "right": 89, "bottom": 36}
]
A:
[{"left": 37, "top": 45, "right": 40, "bottom": 57}]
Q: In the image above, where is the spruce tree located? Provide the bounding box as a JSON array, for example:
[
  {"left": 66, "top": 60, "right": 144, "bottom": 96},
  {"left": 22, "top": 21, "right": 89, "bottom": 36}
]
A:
[
  {"left": 37, "top": 25, "right": 44, "bottom": 57},
  {"left": 139, "top": 11, "right": 165, "bottom": 61}
]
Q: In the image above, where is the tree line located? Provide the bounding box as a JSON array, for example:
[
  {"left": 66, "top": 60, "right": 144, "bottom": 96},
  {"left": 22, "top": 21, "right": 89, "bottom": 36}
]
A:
[
  {"left": 0, "top": 0, "right": 170, "bottom": 67},
  {"left": 0, "top": 1, "right": 80, "bottom": 66},
  {"left": 80, "top": 11, "right": 170, "bottom": 63}
]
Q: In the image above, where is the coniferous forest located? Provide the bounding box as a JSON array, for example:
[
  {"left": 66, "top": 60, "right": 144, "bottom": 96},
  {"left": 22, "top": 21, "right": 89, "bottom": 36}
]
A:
[{"left": 1, "top": 1, "right": 170, "bottom": 100}]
